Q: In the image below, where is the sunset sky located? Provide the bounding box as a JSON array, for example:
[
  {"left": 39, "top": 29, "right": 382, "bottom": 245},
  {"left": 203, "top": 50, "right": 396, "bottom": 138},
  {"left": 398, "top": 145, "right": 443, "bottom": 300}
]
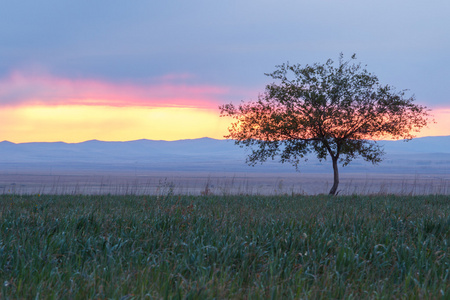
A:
[{"left": 1, "top": 0, "right": 449, "bottom": 143}]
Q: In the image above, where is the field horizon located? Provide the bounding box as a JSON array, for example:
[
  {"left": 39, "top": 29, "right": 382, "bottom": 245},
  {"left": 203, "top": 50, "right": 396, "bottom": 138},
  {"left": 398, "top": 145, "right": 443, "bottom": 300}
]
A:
[
  {"left": 1, "top": 135, "right": 449, "bottom": 196},
  {"left": 0, "top": 136, "right": 450, "bottom": 195},
  {"left": 1, "top": 172, "right": 449, "bottom": 196}
]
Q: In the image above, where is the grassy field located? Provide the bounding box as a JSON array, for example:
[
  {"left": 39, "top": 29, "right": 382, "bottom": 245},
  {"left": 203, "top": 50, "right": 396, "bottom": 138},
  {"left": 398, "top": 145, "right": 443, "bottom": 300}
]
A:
[{"left": 1, "top": 193, "right": 449, "bottom": 299}]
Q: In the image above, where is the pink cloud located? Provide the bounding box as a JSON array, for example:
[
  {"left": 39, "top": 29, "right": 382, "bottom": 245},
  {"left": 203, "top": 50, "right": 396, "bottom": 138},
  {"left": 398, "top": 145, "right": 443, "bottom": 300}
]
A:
[{"left": 0, "top": 71, "right": 231, "bottom": 109}]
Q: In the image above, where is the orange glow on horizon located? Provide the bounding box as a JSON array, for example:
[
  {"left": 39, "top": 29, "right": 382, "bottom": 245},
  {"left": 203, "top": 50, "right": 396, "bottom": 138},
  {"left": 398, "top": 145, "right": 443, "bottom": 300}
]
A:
[
  {"left": 416, "top": 107, "right": 450, "bottom": 138},
  {"left": 0, "top": 105, "right": 232, "bottom": 143},
  {"left": 0, "top": 105, "right": 448, "bottom": 143}
]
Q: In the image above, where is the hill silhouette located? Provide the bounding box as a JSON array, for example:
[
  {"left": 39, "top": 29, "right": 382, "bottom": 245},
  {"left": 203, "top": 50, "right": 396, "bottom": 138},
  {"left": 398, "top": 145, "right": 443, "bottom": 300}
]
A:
[{"left": 0, "top": 136, "right": 449, "bottom": 174}]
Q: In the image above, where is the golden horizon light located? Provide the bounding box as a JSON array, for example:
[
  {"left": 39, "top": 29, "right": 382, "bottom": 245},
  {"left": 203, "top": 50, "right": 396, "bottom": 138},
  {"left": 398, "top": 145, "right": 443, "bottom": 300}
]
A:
[
  {"left": 0, "top": 104, "right": 448, "bottom": 143},
  {"left": 0, "top": 105, "right": 232, "bottom": 143}
]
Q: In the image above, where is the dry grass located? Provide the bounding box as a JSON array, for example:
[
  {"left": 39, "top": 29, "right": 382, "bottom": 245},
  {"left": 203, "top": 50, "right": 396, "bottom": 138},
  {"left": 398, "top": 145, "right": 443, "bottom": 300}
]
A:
[{"left": 1, "top": 171, "right": 448, "bottom": 195}]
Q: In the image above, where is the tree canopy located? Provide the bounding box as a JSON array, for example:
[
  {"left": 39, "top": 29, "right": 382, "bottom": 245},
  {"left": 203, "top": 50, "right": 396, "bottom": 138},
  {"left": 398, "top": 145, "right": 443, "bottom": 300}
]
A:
[{"left": 220, "top": 54, "right": 432, "bottom": 195}]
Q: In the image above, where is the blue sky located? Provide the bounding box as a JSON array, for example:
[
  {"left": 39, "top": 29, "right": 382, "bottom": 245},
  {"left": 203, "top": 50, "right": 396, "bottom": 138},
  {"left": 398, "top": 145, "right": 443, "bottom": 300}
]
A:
[{"left": 0, "top": 0, "right": 449, "bottom": 142}]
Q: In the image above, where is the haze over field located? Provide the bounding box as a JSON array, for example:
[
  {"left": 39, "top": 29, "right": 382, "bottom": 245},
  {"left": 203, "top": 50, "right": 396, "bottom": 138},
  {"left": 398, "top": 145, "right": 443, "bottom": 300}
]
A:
[
  {"left": 0, "top": 136, "right": 447, "bottom": 195},
  {"left": 1, "top": 136, "right": 449, "bottom": 175}
]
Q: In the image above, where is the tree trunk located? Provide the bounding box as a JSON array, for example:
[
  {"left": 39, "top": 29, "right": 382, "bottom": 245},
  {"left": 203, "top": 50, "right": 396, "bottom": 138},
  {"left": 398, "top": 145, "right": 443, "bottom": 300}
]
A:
[{"left": 329, "top": 157, "right": 339, "bottom": 195}]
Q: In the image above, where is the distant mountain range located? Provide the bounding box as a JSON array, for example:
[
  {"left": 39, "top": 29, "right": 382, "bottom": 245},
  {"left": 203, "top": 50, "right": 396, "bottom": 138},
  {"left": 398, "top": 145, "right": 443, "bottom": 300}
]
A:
[{"left": 0, "top": 136, "right": 449, "bottom": 174}]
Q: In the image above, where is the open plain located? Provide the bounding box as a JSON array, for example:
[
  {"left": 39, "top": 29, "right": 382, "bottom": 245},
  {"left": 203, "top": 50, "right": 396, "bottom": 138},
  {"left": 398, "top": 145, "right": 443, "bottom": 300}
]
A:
[
  {"left": 1, "top": 137, "right": 449, "bottom": 196},
  {"left": 1, "top": 171, "right": 448, "bottom": 196}
]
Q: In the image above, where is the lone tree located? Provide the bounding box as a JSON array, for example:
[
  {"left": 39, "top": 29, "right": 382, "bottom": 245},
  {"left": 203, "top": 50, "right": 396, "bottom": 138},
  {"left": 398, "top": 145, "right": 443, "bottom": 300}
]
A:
[{"left": 220, "top": 54, "right": 432, "bottom": 195}]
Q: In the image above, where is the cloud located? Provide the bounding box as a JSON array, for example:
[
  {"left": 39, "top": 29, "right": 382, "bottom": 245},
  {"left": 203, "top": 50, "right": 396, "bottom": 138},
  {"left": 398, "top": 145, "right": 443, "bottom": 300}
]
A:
[{"left": 0, "top": 71, "right": 231, "bottom": 109}]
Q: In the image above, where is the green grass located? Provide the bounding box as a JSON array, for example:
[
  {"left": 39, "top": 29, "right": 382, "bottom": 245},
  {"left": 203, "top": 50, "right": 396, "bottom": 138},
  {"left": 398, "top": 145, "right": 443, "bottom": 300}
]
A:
[{"left": 1, "top": 193, "right": 449, "bottom": 299}]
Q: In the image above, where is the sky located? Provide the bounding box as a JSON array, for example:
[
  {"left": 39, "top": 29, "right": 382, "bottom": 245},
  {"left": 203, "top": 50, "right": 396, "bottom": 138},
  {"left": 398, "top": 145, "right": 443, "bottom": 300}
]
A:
[{"left": 0, "top": 0, "right": 449, "bottom": 143}]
